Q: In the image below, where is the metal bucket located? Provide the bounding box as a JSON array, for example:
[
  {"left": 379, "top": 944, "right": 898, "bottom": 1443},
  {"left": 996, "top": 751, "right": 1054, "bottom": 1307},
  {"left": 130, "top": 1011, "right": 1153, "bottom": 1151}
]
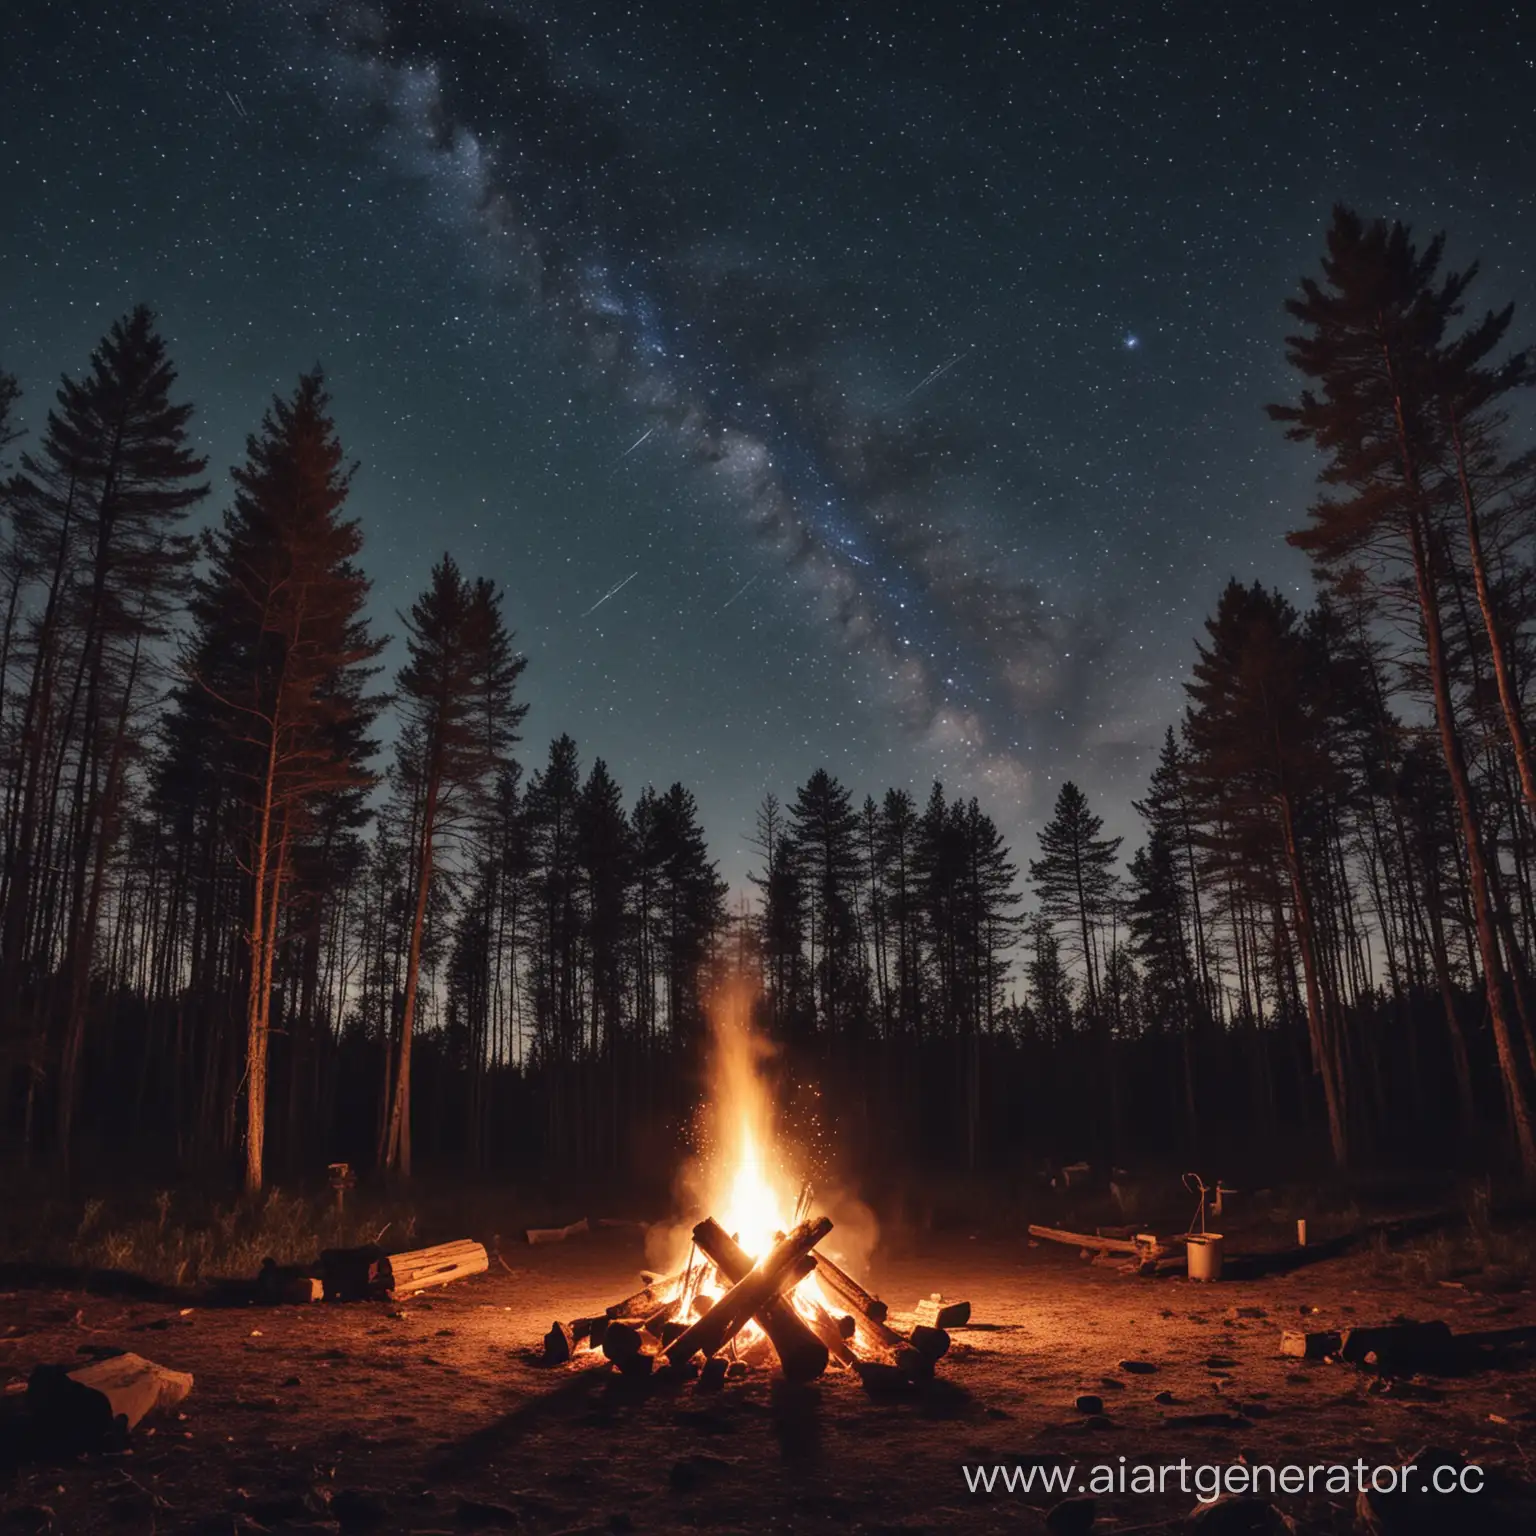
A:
[{"left": 1186, "top": 1233, "right": 1224, "bottom": 1282}]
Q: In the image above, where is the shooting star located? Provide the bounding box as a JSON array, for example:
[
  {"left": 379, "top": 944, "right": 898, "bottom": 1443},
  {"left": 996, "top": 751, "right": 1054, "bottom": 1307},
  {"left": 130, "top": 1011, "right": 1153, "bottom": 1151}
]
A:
[
  {"left": 619, "top": 425, "right": 656, "bottom": 459},
  {"left": 224, "top": 88, "right": 250, "bottom": 120},
  {"left": 900, "top": 348, "right": 969, "bottom": 402},
  {"left": 582, "top": 570, "right": 638, "bottom": 617},
  {"left": 719, "top": 573, "right": 762, "bottom": 611}
]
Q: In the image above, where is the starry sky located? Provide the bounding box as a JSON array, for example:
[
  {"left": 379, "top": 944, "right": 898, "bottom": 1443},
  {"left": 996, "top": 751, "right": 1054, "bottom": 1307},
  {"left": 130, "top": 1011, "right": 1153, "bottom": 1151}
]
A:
[{"left": 2, "top": 0, "right": 1533, "bottom": 890}]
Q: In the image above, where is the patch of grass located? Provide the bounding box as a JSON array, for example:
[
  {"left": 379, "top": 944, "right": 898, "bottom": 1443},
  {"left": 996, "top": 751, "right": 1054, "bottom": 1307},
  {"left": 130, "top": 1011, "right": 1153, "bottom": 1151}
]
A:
[{"left": 1, "top": 1187, "right": 423, "bottom": 1288}]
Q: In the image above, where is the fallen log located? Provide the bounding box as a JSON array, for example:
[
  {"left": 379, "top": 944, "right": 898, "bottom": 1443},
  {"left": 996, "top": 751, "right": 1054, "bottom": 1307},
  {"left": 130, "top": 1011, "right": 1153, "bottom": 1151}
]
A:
[
  {"left": 381, "top": 1239, "right": 488, "bottom": 1298},
  {"left": 525, "top": 1217, "right": 590, "bottom": 1246},
  {"left": 1279, "top": 1328, "right": 1342, "bottom": 1360},
  {"left": 809, "top": 1250, "right": 888, "bottom": 1322},
  {"left": 1340, "top": 1321, "right": 1455, "bottom": 1373},
  {"left": 319, "top": 1243, "right": 385, "bottom": 1301},
  {"left": 693, "top": 1217, "right": 829, "bottom": 1382},
  {"left": 1028, "top": 1223, "right": 1142, "bottom": 1255},
  {"left": 664, "top": 1218, "right": 832, "bottom": 1367},
  {"left": 28, "top": 1352, "right": 193, "bottom": 1444},
  {"left": 257, "top": 1258, "right": 322, "bottom": 1305}
]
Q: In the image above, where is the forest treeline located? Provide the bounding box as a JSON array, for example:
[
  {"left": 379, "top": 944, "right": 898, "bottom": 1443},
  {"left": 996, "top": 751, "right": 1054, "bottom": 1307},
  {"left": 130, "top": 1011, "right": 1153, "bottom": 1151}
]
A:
[{"left": 3, "top": 205, "right": 1536, "bottom": 1192}]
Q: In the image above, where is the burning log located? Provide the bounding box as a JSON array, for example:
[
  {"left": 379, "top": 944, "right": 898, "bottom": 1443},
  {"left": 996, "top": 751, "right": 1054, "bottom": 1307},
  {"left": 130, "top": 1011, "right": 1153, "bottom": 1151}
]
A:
[
  {"left": 809, "top": 1250, "right": 889, "bottom": 1322},
  {"left": 664, "top": 1218, "right": 832, "bottom": 1367},
  {"left": 381, "top": 1239, "right": 488, "bottom": 1298},
  {"left": 693, "top": 1217, "right": 830, "bottom": 1382},
  {"left": 28, "top": 1353, "right": 193, "bottom": 1444},
  {"left": 605, "top": 1268, "right": 684, "bottom": 1319}
]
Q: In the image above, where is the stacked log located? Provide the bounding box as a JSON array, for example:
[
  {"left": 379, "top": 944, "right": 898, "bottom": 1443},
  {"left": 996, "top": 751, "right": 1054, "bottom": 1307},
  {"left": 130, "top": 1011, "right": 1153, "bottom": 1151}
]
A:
[
  {"left": 692, "top": 1217, "right": 830, "bottom": 1382},
  {"left": 663, "top": 1219, "right": 832, "bottom": 1368},
  {"left": 380, "top": 1239, "right": 488, "bottom": 1299}
]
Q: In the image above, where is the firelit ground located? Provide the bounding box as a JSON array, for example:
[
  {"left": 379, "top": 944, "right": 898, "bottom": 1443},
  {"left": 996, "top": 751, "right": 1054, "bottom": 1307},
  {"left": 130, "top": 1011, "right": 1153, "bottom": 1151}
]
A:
[{"left": 3, "top": 1229, "right": 1536, "bottom": 1533}]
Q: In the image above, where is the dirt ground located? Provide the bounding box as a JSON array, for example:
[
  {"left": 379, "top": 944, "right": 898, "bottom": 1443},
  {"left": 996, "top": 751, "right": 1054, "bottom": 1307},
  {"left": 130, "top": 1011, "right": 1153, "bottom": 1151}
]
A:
[{"left": 3, "top": 1225, "right": 1536, "bottom": 1534}]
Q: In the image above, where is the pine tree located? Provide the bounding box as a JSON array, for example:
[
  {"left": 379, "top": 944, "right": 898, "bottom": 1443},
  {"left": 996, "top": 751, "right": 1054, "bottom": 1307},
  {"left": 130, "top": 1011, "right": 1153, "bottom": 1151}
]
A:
[
  {"left": 787, "top": 769, "right": 862, "bottom": 1035},
  {"left": 382, "top": 555, "right": 526, "bottom": 1177},
  {"left": 1028, "top": 781, "right": 1121, "bottom": 1019},
  {"left": 1272, "top": 207, "right": 1536, "bottom": 1177},
  {"left": 1183, "top": 579, "right": 1350, "bottom": 1165},
  {"left": 186, "top": 370, "right": 384, "bottom": 1193}
]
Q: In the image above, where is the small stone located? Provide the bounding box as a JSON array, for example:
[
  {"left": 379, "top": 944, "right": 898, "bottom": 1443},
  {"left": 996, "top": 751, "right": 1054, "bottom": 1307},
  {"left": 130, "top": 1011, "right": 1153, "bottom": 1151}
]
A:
[
  {"left": 1118, "top": 1359, "right": 1157, "bottom": 1374},
  {"left": 1074, "top": 1394, "right": 1103, "bottom": 1414},
  {"left": 1154, "top": 1390, "right": 1176, "bottom": 1404}
]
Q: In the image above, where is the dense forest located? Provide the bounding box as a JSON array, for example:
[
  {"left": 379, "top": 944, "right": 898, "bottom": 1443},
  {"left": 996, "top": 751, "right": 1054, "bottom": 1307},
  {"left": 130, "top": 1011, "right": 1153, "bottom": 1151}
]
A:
[{"left": 3, "top": 207, "right": 1536, "bottom": 1195}]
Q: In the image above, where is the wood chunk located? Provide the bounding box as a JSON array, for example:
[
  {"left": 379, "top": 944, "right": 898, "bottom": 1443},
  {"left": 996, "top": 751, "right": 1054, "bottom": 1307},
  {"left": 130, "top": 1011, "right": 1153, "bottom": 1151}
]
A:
[
  {"left": 28, "top": 1353, "right": 193, "bottom": 1443},
  {"left": 1279, "top": 1329, "right": 1341, "bottom": 1360},
  {"left": 319, "top": 1244, "right": 385, "bottom": 1301},
  {"left": 810, "top": 1250, "right": 889, "bottom": 1322},
  {"left": 698, "top": 1356, "right": 729, "bottom": 1392},
  {"left": 543, "top": 1320, "right": 575, "bottom": 1364},
  {"left": 256, "top": 1259, "right": 322, "bottom": 1305},
  {"left": 602, "top": 1321, "right": 645, "bottom": 1369},
  {"left": 913, "top": 1297, "right": 971, "bottom": 1330},
  {"left": 663, "top": 1218, "right": 832, "bottom": 1367},
  {"left": 907, "top": 1324, "right": 950, "bottom": 1361},
  {"left": 836, "top": 1313, "right": 857, "bottom": 1339},
  {"left": 692, "top": 1217, "right": 829, "bottom": 1382},
  {"left": 381, "top": 1239, "right": 488, "bottom": 1298}
]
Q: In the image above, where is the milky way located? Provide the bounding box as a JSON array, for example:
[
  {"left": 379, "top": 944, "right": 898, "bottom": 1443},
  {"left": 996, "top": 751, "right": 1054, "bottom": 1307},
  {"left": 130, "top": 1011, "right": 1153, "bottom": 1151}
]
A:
[
  {"left": 319, "top": 0, "right": 1081, "bottom": 801},
  {"left": 2, "top": 0, "right": 1530, "bottom": 885}
]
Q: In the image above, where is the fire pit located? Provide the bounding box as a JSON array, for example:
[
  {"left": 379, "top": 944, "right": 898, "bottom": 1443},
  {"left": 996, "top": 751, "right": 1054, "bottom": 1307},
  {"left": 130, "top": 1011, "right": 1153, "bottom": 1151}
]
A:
[{"left": 540, "top": 1000, "right": 964, "bottom": 1391}]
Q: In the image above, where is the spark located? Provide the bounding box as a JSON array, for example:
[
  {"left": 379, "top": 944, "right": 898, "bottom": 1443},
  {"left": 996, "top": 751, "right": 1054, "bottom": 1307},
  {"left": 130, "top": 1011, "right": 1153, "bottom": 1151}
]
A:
[
  {"left": 900, "top": 348, "right": 968, "bottom": 402},
  {"left": 620, "top": 425, "right": 656, "bottom": 459},
  {"left": 720, "top": 573, "right": 761, "bottom": 610},
  {"left": 581, "top": 570, "right": 638, "bottom": 617}
]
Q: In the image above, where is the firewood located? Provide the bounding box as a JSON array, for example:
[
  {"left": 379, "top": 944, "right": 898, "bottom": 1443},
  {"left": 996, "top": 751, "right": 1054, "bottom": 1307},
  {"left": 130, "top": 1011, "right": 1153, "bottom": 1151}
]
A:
[
  {"left": 605, "top": 1268, "right": 684, "bottom": 1318},
  {"left": 1339, "top": 1320, "right": 1454, "bottom": 1373},
  {"left": 256, "top": 1258, "right": 322, "bottom": 1305},
  {"left": 602, "top": 1321, "right": 645, "bottom": 1370},
  {"left": 642, "top": 1298, "right": 679, "bottom": 1342},
  {"left": 836, "top": 1313, "right": 856, "bottom": 1339},
  {"left": 319, "top": 1243, "right": 385, "bottom": 1301},
  {"left": 28, "top": 1352, "right": 193, "bottom": 1444},
  {"left": 524, "top": 1217, "right": 590, "bottom": 1245},
  {"left": 381, "top": 1239, "right": 488, "bottom": 1298},
  {"left": 543, "top": 1320, "right": 575, "bottom": 1364},
  {"left": 664, "top": 1218, "right": 832, "bottom": 1367},
  {"left": 809, "top": 1250, "right": 888, "bottom": 1322},
  {"left": 1279, "top": 1328, "right": 1341, "bottom": 1360},
  {"left": 801, "top": 1296, "right": 860, "bottom": 1369},
  {"left": 698, "top": 1356, "right": 729, "bottom": 1392},
  {"left": 1028, "top": 1223, "right": 1142, "bottom": 1255},
  {"left": 914, "top": 1297, "right": 971, "bottom": 1330},
  {"left": 908, "top": 1324, "right": 950, "bottom": 1361},
  {"left": 692, "top": 1217, "right": 829, "bottom": 1382}
]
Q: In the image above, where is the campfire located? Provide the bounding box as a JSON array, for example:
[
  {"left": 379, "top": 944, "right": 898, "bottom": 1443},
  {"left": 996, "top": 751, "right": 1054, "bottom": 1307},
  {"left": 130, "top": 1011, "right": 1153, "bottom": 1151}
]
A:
[{"left": 542, "top": 996, "right": 966, "bottom": 1389}]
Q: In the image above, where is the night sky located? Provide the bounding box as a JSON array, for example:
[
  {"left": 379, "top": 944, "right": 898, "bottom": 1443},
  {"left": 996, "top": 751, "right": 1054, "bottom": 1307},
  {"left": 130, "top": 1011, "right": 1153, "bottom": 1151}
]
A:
[{"left": 3, "top": 0, "right": 1532, "bottom": 889}]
